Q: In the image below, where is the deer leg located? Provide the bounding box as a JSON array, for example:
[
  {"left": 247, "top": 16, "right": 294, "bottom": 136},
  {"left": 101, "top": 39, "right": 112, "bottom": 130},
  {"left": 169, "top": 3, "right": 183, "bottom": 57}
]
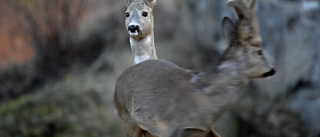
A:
[
  {"left": 183, "top": 129, "right": 208, "bottom": 137},
  {"left": 142, "top": 129, "right": 157, "bottom": 137},
  {"left": 166, "top": 128, "right": 210, "bottom": 137},
  {"left": 208, "top": 127, "right": 221, "bottom": 137},
  {"left": 122, "top": 120, "right": 146, "bottom": 137}
]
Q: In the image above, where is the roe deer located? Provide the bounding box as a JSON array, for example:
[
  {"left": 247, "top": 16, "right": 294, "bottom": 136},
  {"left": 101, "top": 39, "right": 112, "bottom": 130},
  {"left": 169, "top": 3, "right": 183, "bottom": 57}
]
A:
[
  {"left": 125, "top": 0, "right": 157, "bottom": 64},
  {"left": 114, "top": 0, "right": 276, "bottom": 136}
]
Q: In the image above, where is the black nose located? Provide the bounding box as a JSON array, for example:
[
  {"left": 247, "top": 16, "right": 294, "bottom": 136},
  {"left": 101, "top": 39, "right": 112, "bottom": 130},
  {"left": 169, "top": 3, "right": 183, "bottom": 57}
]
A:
[
  {"left": 128, "top": 25, "right": 139, "bottom": 33},
  {"left": 263, "top": 68, "right": 276, "bottom": 77}
]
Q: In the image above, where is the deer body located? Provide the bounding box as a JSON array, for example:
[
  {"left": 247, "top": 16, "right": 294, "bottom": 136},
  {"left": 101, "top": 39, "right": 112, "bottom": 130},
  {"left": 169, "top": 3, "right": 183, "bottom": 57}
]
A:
[
  {"left": 125, "top": 0, "right": 157, "bottom": 64},
  {"left": 115, "top": 0, "right": 275, "bottom": 136},
  {"left": 115, "top": 59, "right": 250, "bottom": 136}
]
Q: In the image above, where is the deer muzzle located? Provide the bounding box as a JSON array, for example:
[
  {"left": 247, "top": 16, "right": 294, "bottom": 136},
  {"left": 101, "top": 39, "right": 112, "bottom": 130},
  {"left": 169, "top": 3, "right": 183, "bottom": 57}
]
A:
[
  {"left": 128, "top": 25, "right": 140, "bottom": 33},
  {"left": 263, "top": 68, "right": 276, "bottom": 77}
]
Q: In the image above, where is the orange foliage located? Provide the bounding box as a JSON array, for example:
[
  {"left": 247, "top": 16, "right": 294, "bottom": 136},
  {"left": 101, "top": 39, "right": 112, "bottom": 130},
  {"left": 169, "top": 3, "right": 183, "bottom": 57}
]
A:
[{"left": 0, "top": 17, "right": 34, "bottom": 67}]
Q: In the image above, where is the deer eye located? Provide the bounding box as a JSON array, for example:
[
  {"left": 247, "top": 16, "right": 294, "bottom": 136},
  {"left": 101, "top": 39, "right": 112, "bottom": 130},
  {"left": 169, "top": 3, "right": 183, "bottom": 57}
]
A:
[
  {"left": 142, "top": 12, "right": 148, "bottom": 17},
  {"left": 257, "top": 50, "right": 263, "bottom": 56},
  {"left": 126, "top": 12, "right": 130, "bottom": 17}
]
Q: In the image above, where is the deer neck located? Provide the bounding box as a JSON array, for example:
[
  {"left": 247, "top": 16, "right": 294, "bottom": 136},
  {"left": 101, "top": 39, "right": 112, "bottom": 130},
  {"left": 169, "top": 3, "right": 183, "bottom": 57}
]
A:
[{"left": 130, "top": 33, "right": 157, "bottom": 64}]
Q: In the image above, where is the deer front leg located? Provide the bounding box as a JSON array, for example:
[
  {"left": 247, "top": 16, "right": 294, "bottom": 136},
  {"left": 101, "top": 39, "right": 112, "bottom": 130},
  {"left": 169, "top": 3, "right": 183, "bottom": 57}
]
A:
[
  {"left": 166, "top": 128, "right": 218, "bottom": 137},
  {"left": 122, "top": 121, "right": 145, "bottom": 137},
  {"left": 209, "top": 127, "right": 221, "bottom": 137}
]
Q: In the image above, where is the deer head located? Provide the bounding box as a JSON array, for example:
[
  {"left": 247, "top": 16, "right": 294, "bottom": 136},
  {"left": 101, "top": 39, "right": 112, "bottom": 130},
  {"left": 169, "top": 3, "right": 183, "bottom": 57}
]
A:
[
  {"left": 221, "top": 0, "right": 275, "bottom": 78},
  {"left": 125, "top": 0, "right": 156, "bottom": 40}
]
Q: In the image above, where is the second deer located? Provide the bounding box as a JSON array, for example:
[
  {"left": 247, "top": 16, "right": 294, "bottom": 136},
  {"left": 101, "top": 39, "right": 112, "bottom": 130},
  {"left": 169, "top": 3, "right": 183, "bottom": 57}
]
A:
[{"left": 115, "top": 0, "right": 275, "bottom": 136}]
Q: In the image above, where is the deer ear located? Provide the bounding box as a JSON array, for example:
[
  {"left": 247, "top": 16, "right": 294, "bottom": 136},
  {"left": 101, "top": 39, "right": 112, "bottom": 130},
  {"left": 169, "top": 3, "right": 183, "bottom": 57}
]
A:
[
  {"left": 222, "top": 17, "right": 236, "bottom": 41},
  {"left": 145, "top": 0, "right": 157, "bottom": 8},
  {"left": 124, "top": 0, "right": 134, "bottom": 7}
]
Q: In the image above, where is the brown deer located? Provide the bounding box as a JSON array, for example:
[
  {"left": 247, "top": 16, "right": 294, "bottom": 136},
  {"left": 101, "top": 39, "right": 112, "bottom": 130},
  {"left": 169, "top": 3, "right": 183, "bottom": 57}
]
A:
[
  {"left": 125, "top": 0, "right": 157, "bottom": 64},
  {"left": 114, "top": 0, "right": 275, "bottom": 136}
]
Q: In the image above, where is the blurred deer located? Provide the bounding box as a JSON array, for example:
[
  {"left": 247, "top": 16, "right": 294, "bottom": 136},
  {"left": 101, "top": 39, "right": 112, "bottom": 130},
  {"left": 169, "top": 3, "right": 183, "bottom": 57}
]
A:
[
  {"left": 125, "top": 0, "right": 157, "bottom": 64},
  {"left": 114, "top": 0, "right": 275, "bottom": 136}
]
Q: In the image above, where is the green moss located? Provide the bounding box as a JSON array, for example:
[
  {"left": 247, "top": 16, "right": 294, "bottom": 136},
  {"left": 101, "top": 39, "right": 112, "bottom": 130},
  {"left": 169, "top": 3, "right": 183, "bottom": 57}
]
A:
[
  {"left": 0, "top": 82, "right": 122, "bottom": 137},
  {"left": 0, "top": 93, "right": 70, "bottom": 137}
]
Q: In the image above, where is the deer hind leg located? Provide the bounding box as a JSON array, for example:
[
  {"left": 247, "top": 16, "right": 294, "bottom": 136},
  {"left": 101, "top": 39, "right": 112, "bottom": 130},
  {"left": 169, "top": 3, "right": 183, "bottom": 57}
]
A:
[
  {"left": 207, "top": 127, "right": 221, "bottom": 137},
  {"left": 142, "top": 130, "right": 157, "bottom": 137},
  {"left": 123, "top": 121, "right": 156, "bottom": 137},
  {"left": 172, "top": 128, "right": 221, "bottom": 137},
  {"left": 122, "top": 120, "right": 146, "bottom": 137},
  {"left": 182, "top": 129, "right": 221, "bottom": 137},
  {"left": 167, "top": 128, "right": 211, "bottom": 137}
]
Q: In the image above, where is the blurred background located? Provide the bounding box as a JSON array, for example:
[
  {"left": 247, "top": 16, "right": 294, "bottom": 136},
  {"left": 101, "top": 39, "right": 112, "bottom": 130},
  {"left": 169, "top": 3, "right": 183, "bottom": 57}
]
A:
[{"left": 0, "top": 0, "right": 319, "bottom": 136}]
